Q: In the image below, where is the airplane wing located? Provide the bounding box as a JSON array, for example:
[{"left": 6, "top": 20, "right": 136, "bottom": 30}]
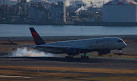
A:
[
  {"left": 3, "top": 40, "right": 88, "bottom": 50},
  {"left": 35, "top": 45, "right": 90, "bottom": 50}
]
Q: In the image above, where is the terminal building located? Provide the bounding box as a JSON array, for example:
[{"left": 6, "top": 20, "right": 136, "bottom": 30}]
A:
[
  {"left": 103, "top": 0, "right": 137, "bottom": 22},
  {"left": 0, "top": 0, "right": 9, "bottom": 5},
  {"left": 17, "top": 0, "right": 27, "bottom": 3},
  {"left": 0, "top": 0, "right": 17, "bottom": 5},
  {"left": 0, "top": 0, "right": 4, "bottom": 5}
]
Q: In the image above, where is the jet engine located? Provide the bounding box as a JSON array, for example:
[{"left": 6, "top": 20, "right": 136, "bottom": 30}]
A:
[
  {"left": 98, "top": 50, "right": 110, "bottom": 55},
  {"left": 65, "top": 48, "right": 80, "bottom": 55}
]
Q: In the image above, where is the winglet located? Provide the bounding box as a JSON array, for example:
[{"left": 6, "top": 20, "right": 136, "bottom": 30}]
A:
[{"left": 30, "top": 27, "right": 45, "bottom": 45}]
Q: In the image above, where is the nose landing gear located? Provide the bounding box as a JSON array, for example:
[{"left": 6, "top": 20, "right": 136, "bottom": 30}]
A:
[
  {"left": 118, "top": 49, "right": 123, "bottom": 55},
  {"left": 114, "top": 49, "right": 123, "bottom": 55}
]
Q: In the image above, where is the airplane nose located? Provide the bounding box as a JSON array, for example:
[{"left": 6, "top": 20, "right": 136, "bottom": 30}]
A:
[{"left": 123, "top": 42, "right": 127, "bottom": 47}]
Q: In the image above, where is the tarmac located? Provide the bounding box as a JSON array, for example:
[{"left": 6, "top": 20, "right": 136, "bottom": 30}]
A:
[
  {"left": 0, "top": 36, "right": 137, "bottom": 70},
  {"left": 0, "top": 57, "right": 137, "bottom": 70},
  {"left": 0, "top": 36, "right": 137, "bottom": 81}
]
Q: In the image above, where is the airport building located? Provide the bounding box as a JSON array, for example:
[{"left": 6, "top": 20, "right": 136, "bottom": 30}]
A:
[
  {"left": 29, "top": 2, "right": 49, "bottom": 24},
  {"left": 0, "top": 0, "right": 9, "bottom": 5},
  {"left": 103, "top": 0, "right": 137, "bottom": 22},
  {"left": 17, "top": 0, "right": 27, "bottom": 3},
  {"left": 51, "top": 1, "right": 66, "bottom": 24},
  {"left": 0, "top": 0, "right": 4, "bottom": 5},
  {"left": 0, "top": 0, "right": 17, "bottom": 5}
]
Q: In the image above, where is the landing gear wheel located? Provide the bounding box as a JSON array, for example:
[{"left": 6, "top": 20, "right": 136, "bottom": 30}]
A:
[
  {"left": 86, "top": 56, "right": 89, "bottom": 59},
  {"left": 98, "top": 54, "right": 103, "bottom": 56},
  {"left": 81, "top": 55, "right": 89, "bottom": 59},
  {"left": 65, "top": 56, "right": 68, "bottom": 59},
  {"left": 65, "top": 56, "right": 73, "bottom": 60},
  {"left": 118, "top": 50, "right": 123, "bottom": 55},
  {"left": 81, "top": 55, "right": 83, "bottom": 59}
]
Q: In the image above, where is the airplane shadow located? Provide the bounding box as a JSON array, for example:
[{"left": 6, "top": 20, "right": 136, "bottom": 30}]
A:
[{"left": 12, "top": 57, "right": 109, "bottom": 63}]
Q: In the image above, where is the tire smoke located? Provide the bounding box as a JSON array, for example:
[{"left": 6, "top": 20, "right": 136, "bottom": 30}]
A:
[{"left": 9, "top": 47, "right": 57, "bottom": 57}]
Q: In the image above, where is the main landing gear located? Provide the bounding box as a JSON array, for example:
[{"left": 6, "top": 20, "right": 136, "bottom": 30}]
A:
[
  {"left": 65, "top": 53, "right": 89, "bottom": 60},
  {"left": 65, "top": 56, "right": 74, "bottom": 59},
  {"left": 114, "top": 49, "right": 123, "bottom": 55},
  {"left": 81, "top": 53, "right": 89, "bottom": 59}
]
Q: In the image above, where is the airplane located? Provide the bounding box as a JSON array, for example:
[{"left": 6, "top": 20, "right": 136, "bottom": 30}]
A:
[{"left": 27, "top": 27, "right": 127, "bottom": 59}]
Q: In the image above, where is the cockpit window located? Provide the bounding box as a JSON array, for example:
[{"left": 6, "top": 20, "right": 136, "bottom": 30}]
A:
[{"left": 118, "top": 40, "right": 123, "bottom": 42}]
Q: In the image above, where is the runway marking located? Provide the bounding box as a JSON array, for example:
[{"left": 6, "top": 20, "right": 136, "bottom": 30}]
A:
[
  {"left": 0, "top": 75, "right": 32, "bottom": 78},
  {"left": 0, "top": 66, "right": 137, "bottom": 74},
  {"left": 90, "top": 56, "right": 137, "bottom": 60}
]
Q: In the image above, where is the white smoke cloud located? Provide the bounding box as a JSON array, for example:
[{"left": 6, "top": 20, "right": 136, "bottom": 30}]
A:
[
  {"left": 75, "top": 6, "right": 87, "bottom": 13},
  {"left": 9, "top": 47, "right": 58, "bottom": 57}
]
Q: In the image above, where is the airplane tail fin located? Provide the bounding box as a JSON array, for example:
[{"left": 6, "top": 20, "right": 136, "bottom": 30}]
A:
[{"left": 30, "top": 27, "right": 45, "bottom": 45}]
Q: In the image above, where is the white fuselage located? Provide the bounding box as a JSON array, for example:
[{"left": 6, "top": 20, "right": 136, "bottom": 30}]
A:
[
  {"left": 36, "top": 37, "right": 127, "bottom": 55},
  {"left": 46, "top": 37, "right": 126, "bottom": 49}
]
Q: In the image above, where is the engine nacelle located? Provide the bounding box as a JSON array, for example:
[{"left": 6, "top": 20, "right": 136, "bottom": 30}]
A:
[
  {"left": 98, "top": 50, "right": 110, "bottom": 55},
  {"left": 65, "top": 48, "right": 80, "bottom": 55}
]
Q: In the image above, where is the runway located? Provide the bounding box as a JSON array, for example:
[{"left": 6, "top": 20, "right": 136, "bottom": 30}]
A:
[
  {"left": 0, "top": 37, "right": 137, "bottom": 81},
  {"left": 0, "top": 57, "right": 137, "bottom": 70}
]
